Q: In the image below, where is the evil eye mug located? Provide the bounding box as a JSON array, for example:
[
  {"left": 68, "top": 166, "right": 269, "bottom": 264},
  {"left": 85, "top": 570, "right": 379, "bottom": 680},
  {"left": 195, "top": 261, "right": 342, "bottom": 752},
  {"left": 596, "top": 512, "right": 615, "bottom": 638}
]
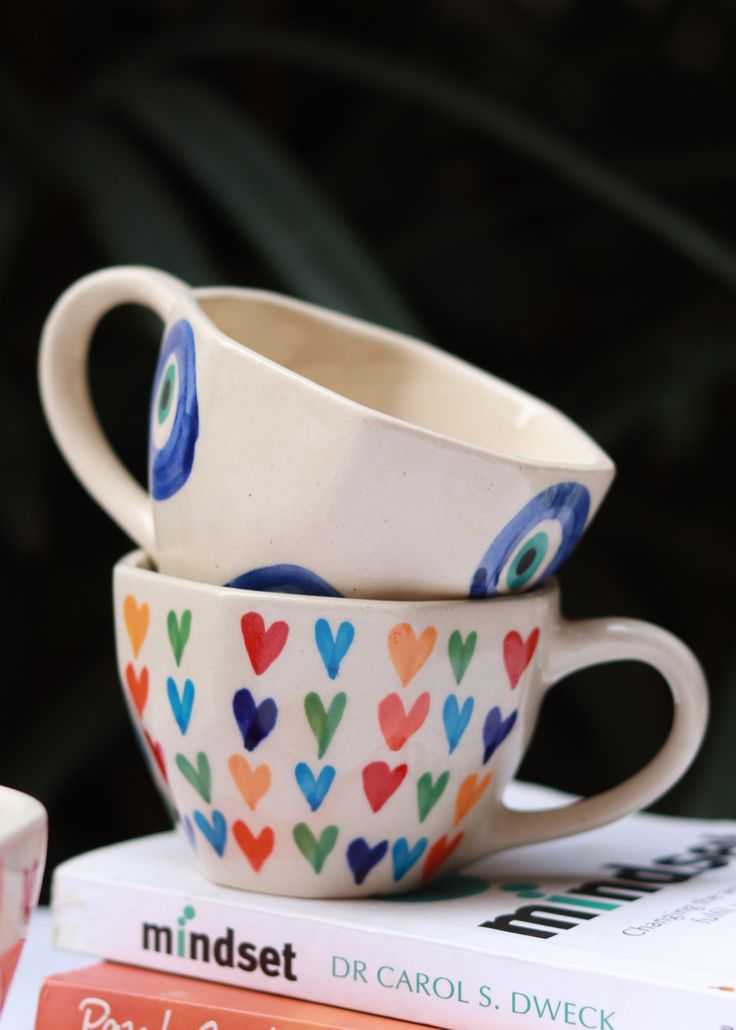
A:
[
  {"left": 40, "top": 266, "right": 615, "bottom": 599},
  {"left": 0, "top": 787, "right": 47, "bottom": 1012},
  {"left": 114, "top": 549, "right": 707, "bottom": 897}
]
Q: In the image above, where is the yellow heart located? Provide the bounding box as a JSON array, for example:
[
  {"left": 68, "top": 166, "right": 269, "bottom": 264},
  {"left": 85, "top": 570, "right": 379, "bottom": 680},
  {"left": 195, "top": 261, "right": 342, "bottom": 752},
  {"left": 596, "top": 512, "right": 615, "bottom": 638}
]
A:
[
  {"left": 388, "top": 623, "right": 437, "bottom": 687},
  {"left": 124, "top": 595, "right": 149, "bottom": 658},
  {"left": 454, "top": 771, "right": 492, "bottom": 826},
  {"left": 228, "top": 755, "right": 271, "bottom": 811}
]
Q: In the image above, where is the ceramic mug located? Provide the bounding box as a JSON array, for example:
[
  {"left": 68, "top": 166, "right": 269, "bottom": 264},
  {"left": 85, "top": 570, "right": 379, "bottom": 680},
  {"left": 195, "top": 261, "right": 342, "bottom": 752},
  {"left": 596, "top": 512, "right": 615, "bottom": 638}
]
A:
[
  {"left": 114, "top": 549, "right": 707, "bottom": 898},
  {"left": 0, "top": 786, "right": 47, "bottom": 1012},
  {"left": 40, "top": 266, "right": 615, "bottom": 600}
]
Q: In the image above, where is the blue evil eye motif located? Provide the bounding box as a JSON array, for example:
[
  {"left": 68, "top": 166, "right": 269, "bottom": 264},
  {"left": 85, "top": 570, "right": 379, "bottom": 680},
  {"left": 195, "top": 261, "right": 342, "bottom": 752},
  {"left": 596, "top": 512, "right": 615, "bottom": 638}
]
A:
[
  {"left": 470, "top": 482, "right": 591, "bottom": 598},
  {"left": 149, "top": 320, "right": 199, "bottom": 500},
  {"left": 226, "top": 564, "right": 343, "bottom": 597}
]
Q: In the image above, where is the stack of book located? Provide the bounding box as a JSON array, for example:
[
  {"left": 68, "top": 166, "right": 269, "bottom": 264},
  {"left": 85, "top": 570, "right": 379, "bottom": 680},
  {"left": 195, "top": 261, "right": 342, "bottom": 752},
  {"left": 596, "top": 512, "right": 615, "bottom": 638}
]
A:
[{"left": 36, "top": 783, "right": 736, "bottom": 1029}]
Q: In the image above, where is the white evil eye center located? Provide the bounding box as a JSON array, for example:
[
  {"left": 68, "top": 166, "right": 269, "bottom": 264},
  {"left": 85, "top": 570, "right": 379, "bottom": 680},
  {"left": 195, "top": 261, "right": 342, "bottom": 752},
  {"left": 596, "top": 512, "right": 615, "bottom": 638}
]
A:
[
  {"left": 502, "top": 519, "right": 562, "bottom": 592},
  {"left": 152, "top": 357, "right": 179, "bottom": 450}
]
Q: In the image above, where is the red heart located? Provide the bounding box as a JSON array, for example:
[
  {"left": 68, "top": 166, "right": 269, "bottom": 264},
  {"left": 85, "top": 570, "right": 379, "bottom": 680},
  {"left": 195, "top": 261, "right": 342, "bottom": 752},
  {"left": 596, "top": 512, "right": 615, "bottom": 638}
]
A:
[
  {"left": 378, "top": 692, "right": 430, "bottom": 751},
  {"left": 422, "top": 831, "right": 464, "bottom": 882},
  {"left": 503, "top": 628, "right": 540, "bottom": 689},
  {"left": 241, "top": 613, "right": 289, "bottom": 675},
  {"left": 362, "top": 761, "right": 408, "bottom": 813},
  {"left": 126, "top": 663, "right": 149, "bottom": 716},
  {"left": 233, "top": 820, "right": 275, "bottom": 872},
  {"left": 143, "top": 732, "right": 167, "bottom": 783}
]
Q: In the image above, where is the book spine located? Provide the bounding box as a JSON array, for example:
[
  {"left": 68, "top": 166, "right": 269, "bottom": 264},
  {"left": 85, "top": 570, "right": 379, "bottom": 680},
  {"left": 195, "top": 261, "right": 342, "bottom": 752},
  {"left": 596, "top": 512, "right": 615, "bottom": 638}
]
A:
[
  {"left": 52, "top": 876, "right": 734, "bottom": 1030},
  {"left": 35, "top": 979, "right": 329, "bottom": 1030}
]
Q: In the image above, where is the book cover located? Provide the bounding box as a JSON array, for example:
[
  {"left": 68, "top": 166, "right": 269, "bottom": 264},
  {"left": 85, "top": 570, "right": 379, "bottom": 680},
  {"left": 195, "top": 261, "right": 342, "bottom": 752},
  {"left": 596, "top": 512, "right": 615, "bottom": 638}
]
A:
[
  {"left": 35, "top": 961, "right": 442, "bottom": 1029},
  {"left": 51, "top": 784, "right": 736, "bottom": 1030}
]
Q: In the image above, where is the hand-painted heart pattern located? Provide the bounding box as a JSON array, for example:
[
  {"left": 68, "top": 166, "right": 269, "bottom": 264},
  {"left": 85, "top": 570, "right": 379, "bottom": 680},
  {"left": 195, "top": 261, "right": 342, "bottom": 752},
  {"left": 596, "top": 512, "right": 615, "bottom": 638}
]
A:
[
  {"left": 378, "top": 692, "right": 430, "bottom": 751},
  {"left": 228, "top": 755, "right": 271, "bottom": 810},
  {"left": 126, "top": 663, "right": 148, "bottom": 716},
  {"left": 233, "top": 820, "right": 274, "bottom": 871},
  {"left": 503, "top": 628, "right": 540, "bottom": 688},
  {"left": 241, "top": 613, "right": 289, "bottom": 675},
  {"left": 167, "top": 677, "right": 195, "bottom": 734},
  {"left": 233, "top": 689, "right": 278, "bottom": 751},
  {"left": 363, "top": 762, "right": 408, "bottom": 812},
  {"left": 482, "top": 706, "right": 518, "bottom": 764},
  {"left": 315, "top": 619, "right": 355, "bottom": 680},
  {"left": 388, "top": 623, "right": 437, "bottom": 687},
  {"left": 119, "top": 595, "right": 531, "bottom": 890}
]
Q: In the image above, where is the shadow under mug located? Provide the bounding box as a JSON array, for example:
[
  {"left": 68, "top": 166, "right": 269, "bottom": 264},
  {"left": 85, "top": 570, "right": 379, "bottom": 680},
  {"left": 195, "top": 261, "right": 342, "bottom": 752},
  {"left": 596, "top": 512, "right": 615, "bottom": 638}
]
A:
[
  {"left": 40, "top": 266, "right": 615, "bottom": 600},
  {"left": 114, "top": 549, "right": 706, "bottom": 898}
]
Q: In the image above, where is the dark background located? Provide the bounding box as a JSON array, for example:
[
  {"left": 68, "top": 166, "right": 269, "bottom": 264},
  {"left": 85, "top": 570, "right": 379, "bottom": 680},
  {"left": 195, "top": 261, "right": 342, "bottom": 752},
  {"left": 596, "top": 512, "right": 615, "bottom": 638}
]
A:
[{"left": 2, "top": 0, "right": 735, "bottom": 900}]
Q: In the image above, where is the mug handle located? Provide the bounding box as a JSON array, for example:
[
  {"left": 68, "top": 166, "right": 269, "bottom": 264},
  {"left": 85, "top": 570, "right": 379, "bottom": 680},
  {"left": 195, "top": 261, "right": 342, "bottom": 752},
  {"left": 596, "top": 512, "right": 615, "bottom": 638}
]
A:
[
  {"left": 38, "top": 266, "right": 190, "bottom": 553},
  {"left": 495, "top": 617, "right": 708, "bottom": 850}
]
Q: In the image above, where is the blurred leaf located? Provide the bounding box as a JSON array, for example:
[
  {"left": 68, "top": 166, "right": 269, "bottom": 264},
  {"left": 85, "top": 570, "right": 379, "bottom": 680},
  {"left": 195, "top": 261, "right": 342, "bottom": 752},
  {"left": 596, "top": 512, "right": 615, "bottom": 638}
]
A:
[
  {"left": 60, "top": 118, "right": 223, "bottom": 283},
  {"left": 102, "top": 25, "right": 736, "bottom": 292},
  {"left": 93, "top": 73, "right": 420, "bottom": 333}
]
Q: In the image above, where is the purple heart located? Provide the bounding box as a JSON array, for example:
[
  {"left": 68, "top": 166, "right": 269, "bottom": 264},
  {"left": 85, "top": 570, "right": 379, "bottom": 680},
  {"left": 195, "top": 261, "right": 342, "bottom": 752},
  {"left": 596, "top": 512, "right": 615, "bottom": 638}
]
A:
[
  {"left": 233, "top": 688, "right": 278, "bottom": 751},
  {"left": 182, "top": 814, "right": 197, "bottom": 851},
  {"left": 347, "top": 837, "right": 388, "bottom": 885},
  {"left": 482, "top": 706, "right": 518, "bottom": 764}
]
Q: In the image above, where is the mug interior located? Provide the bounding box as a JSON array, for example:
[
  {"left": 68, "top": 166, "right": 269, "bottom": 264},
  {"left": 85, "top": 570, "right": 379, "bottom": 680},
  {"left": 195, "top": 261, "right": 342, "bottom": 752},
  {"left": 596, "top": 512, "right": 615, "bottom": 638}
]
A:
[{"left": 195, "top": 289, "right": 610, "bottom": 470}]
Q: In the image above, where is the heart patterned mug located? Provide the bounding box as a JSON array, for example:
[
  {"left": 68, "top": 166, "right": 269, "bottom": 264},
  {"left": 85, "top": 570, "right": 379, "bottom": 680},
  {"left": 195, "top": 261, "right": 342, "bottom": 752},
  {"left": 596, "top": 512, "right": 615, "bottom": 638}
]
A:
[
  {"left": 114, "top": 550, "right": 707, "bottom": 898},
  {"left": 40, "top": 266, "right": 615, "bottom": 599}
]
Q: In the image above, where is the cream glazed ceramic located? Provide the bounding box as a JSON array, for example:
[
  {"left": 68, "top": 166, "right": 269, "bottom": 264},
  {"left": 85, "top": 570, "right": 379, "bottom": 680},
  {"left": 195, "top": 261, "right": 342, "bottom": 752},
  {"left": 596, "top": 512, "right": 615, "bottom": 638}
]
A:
[
  {"left": 114, "top": 550, "right": 707, "bottom": 898},
  {"left": 40, "top": 266, "right": 615, "bottom": 600},
  {"left": 0, "top": 787, "right": 47, "bottom": 1012}
]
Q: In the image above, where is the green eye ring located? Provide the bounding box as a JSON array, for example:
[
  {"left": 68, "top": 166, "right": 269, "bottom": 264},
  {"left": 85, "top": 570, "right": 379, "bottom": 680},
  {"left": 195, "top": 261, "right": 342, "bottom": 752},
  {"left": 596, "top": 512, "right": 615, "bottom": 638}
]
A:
[
  {"left": 157, "top": 363, "right": 176, "bottom": 425},
  {"left": 505, "top": 531, "right": 549, "bottom": 591}
]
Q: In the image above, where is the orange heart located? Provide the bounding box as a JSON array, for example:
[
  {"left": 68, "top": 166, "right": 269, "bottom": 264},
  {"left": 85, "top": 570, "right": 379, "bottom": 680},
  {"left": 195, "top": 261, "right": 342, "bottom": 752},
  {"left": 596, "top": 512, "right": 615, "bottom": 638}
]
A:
[
  {"left": 233, "top": 820, "right": 274, "bottom": 872},
  {"left": 125, "top": 663, "right": 148, "bottom": 716},
  {"left": 422, "top": 831, "right": 464, "bottom": 882},
  {"left": 378, "top": 692, "right": 430, "bottom": 751},
  {"left": 388, "top": 624, "right": 437, "bottom": 687},
  {"left": 228, "top": 755, "right": 271, "bottom": 810},
  {"left": 454, "top": 771, "right": 492, "bottom": 825},
  {"left": 124, "top": 595, "right": 149, "bottom": 657}
]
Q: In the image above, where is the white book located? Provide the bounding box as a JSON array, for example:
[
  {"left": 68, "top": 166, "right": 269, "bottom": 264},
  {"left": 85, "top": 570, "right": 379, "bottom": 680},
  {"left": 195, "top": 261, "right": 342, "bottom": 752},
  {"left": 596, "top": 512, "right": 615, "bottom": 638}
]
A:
[{"left": 52, "top": 783, "right": 736, "bottom": 1030}]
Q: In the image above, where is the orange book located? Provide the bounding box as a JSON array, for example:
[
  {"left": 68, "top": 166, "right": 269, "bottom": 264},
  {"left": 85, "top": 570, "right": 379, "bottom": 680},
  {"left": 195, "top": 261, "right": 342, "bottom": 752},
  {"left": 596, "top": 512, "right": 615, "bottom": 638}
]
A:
[{"left": 35, "top": 961, "right": 446, "bottom": 1029}]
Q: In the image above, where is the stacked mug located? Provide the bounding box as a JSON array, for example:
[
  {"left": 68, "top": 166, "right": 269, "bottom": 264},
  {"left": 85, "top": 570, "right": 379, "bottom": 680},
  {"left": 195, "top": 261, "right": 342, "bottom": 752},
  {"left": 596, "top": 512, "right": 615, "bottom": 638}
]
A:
[{"left": 39, "top": 267, "right": 708, "bottom": 899}]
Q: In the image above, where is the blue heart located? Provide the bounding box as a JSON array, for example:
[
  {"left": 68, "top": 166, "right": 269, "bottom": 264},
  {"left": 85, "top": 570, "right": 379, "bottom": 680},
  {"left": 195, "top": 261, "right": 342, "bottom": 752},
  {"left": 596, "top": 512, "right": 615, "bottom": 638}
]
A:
[
  {"left": 194, "top": 809, "right": 227, "bottom": 857},
  {"left": 392, "top": 837, "right": 428, "bottom": 881},
  {"left": 315, "top": 619, "right": 355, "bottom": 680},
  {"left": 347, "top": 837, "right": 388, "bottom": 885},
  {"left": 442, "top": 694, "right": 474, "bottom": 754},
  {"left": 182, "top": 814, "right": 197, "bottom": 851},
  {"left": 232, "top": 689, "right": 278, "bottom": 751},
  {"left": 482, "top": 706, "right": 518, "bottom": 764},
  {"left": 295, "top": 762, "right": 336, "bottom": 812},
  {"left": 167, "top": 677, "right": 195, "bottom": 735}
]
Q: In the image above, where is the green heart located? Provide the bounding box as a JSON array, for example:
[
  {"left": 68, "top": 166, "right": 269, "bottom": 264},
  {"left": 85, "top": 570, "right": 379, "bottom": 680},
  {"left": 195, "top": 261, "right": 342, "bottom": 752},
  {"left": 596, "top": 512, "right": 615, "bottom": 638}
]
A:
[
  {"left": 293, "top": 823, "right": 339, "bottom": 873},
  {"left": 168, "top": 609, "right": 192, "bottom": 667},
  {"left": 304, "top": 692, "right": 347, "bottom": 759},
  {"left": 417, "top": 770, "right": 450, "bottom": 822},
  {"left": 448, "top": 630, "right": 477, "bottom": 686},
  {"left": 175, "top": 751, "right": 211, "bottom": 803}
]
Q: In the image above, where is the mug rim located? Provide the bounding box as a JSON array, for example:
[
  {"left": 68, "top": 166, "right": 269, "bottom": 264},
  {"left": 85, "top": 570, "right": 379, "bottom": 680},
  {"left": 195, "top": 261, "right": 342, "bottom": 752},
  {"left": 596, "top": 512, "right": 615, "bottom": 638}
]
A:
[
  {"left": 185, "top": 284, "right": 614, "bottom": 476},
  {"left": 117, "top": 549, "right": 559, "bottom": 609},
  {"left": 0, "top": 786, "right": 46, "bottom": 853}
]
